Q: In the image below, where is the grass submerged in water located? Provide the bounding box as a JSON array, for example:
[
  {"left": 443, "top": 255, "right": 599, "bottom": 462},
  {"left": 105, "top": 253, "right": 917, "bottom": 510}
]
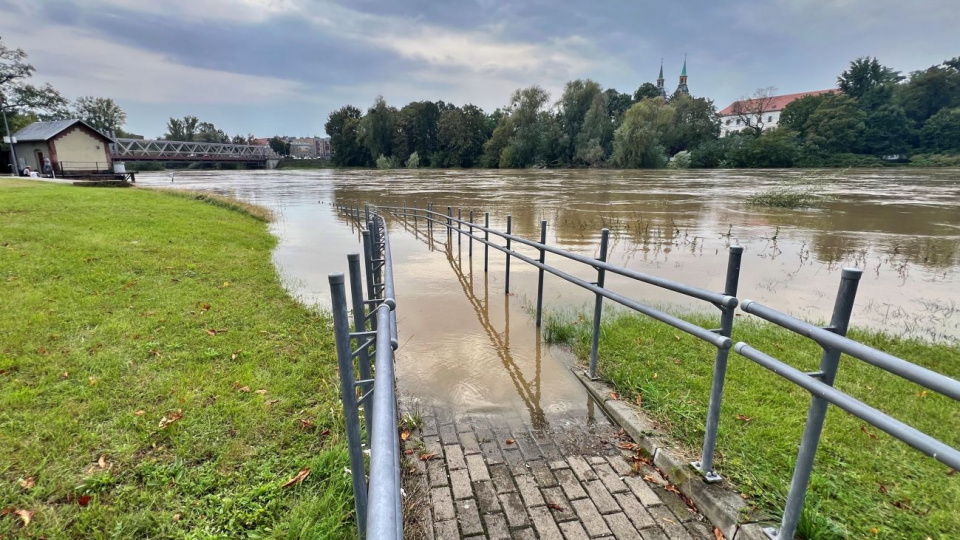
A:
[
  {"left": 543, "top": 310, "right": 960, "bottom": 539},
  {"left": 0, "top": 181, "right": 355, "bottom": 538}
]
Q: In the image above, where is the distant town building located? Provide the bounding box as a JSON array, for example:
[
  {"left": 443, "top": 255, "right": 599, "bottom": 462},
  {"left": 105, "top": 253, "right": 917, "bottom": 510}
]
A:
[
  {"left": 718, "top": 89, "right": 836, "bottom": 136},
  {"left": 315, "top": 138, "right": 331, "bottom": 160},
  {"left": 252, "top": 137, "right": 271, "bottom": 147},
  {"left": 289, "top": 137, "right": 317, "bottom": 158},
  {"left": 654, "top": 59, "right": 689, "bottom": 99},
  {"left": 12, "top": 119, "right": 113, "bottom": 174}
]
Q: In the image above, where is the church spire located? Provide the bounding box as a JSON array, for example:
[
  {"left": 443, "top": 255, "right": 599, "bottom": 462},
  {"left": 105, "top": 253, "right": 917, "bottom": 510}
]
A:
[
  {"left": 675, "top": 55, "right": 689, "bottom": 96},
  {"left": 656, "top": 59, "right": 667, "bottom": 98}
]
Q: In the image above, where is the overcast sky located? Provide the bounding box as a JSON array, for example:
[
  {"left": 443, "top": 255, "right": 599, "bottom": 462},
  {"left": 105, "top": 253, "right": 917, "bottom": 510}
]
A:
[{"left": 2, "top": 0, "right": 958, "bottom": 138}]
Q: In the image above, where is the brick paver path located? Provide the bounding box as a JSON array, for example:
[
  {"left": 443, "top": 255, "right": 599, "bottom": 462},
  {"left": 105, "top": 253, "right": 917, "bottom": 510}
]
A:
[{"left": 402, "top": 406, "right": 716, "bottom": 539}]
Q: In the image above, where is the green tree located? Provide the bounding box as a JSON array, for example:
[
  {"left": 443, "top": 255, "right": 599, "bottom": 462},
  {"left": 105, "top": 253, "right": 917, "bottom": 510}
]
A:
[
  {"left": 72, "top": 96, "right": 126, "bottom": 134},
  {"left": 575, "top": 90, "right": 614, "bottom": 165},
  {"left": 804, "top": 95, "right": 867, "bottom": 154},
  {"left": 863, "top": 105, "right": 911, "bottom": 155},
  {"left": 662, "top": 94, "right": 719, "bottom": 155},
  {"left": 779, "top": 93, "right": 833, "bottom": 139},
  {"left": 481, "top": 85, "right": 556, "bottom": 168},
  {"left": 195, "top": 121, "right": 229, "bottom": 143},
  {"left": 896, "top": 61, "right": 960, "bottom": 124},
  {"left": 268, "top": 136, "right": 290, "bottom": 156},
  {"left": 163, "top": 115, "right": 200, "bottom": 141},
  {"left": 611, "top": 98, "right": 674, "bottom": 168},
  {"left": 730, "top": 128, "right": 800, "bottom": 168},
  {"left": 837, "top": 57, "right": 902, "bottom": 99},
  {"left": 559, "top": 79, "right": 604, "bottom": 164},
  {"left": 325, "top": 105, "right": 367, "bottom": 166},
  {"left": 604, "top": 88, "right": 633, "bottom": 121},
  {"left": 0, "top": 37, "right": 69, "bottom": 122},
  {"left": 633, "top": 82, "right": 662, "bottom": 102},
  {"left": 919, "top": 107, "right": 960, "bottom": 153},
  {"left": 359, "top": 96, "right": 397, "bottom": 163},
  {"left": 393, "top": 101, "right": 439, "bottom": 166},
  {"left": 437, "top": 104, "right": 490, "bottom": 167}
]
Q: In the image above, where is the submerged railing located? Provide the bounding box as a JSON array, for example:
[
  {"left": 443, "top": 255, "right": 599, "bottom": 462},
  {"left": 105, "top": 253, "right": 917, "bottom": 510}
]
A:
[
  {"left": 328, "top": 207, "right": 401, "bottom": 540},
  {"left": 340, "top": 202, "right": 960, "bottom": 540}
]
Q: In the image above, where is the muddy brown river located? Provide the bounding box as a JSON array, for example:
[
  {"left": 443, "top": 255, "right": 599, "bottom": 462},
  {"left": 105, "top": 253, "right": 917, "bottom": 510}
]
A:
[{"left": 139, "top": 168, "right": 960, "bottom": 426}]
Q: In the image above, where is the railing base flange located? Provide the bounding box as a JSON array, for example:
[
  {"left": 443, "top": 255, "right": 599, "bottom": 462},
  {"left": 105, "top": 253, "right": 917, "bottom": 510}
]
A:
[
  {"left": 690, "top": 461, "right": 722, "bottom": 483},
  {"left": 763, "top": 526, "right": 780, "bottom": 539}
]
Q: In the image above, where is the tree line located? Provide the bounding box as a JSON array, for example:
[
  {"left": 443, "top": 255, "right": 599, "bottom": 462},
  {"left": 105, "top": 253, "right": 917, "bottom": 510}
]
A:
[{"left": 325, "top": 55, "right": 960, "bottom": 169}]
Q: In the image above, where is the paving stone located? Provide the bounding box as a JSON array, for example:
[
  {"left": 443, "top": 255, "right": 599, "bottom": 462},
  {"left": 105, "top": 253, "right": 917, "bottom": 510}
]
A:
[
  {"left": 529, "top": 459, "right": 558, "bottom": 487},
  {"left": 529, "top": 505, "right": 564, "bottom": 540},
  {"left": 502, "top": 448, "right": 528, "bottom": 475},
  {"left": 483, "top": 513, "right": 511, "bottom": 540},
  {"left": 515, "top": 433, "right": 543, "bottom": 460},
  {"left": 450, "top": 468, "right": 473, "bottom": 500},
  {"left": 444, "top": 444, "right": 467, "bottom": 470},
  {"left": 515, "top": 474, "right": 546, "bottom": 507},
  {"left": 513, "top": 528, "right": 537, "bottom": 540},
  {"left": 455, "top": 498, "right": 483, "bottom": 536},
  {"left": 424, "top": 435, "right": 443, "bottom": 456},
  {"left": 584, "top": 480, "right": 621, "bottom": 514},
  {"left": 614, "top": 492, "right": 656, "bottom": 530},
  {"left": 434, "top": 519, "right": 459, "bottom": 540},
  {"left": 594, "top": 463, "right": 629, "bottom": 494},
  {"left": 474, "top": 480, "right": 501, "bottom": 514},
  {"left": 439, "top": 423, "right": 459, "bottom": 445},
  {"left": 684, "top": 519, "right": 716, "bottom": 539},
  {"left": 638, "top": 527, "right": 669, "bottom": 540},
  {"left": 542, "top": 486, "right": 576, "bottom": 522},
  {"left": 464, "top": 536, "right": 484, "bottom": 540},
  {"left": 460, "top": 430, "right": 481, "bottom": 455},
  {"left": 489, "top": 463, "right": 516, "bottom": 494},
  {"left": 588, "top": 456, "right": 608, "bottom": 465},
  {"left": 466, "top": 453, "right": 490, "bottom": 481},
  {"left": 653, "top": 485, "right": 695, "bottom": 522},
  {"left": 623, "top": 476, "right": 662, "bottom": 507},
  {"left": 559, "top": 520, "right": 590, "bottom": 540},
  {"left": 428, "top": 459, "right": 449, "bottom": 487},
  {"left": 420, "top": 414, "right": 439, "bottom": 436},
  {"left": 571, "top": 497, "right": 612, "bottom": 537},
  {"left": 604, "top": 512, "right": 641, "bottom": 539},
  {"left": 648, "top": 505, "right": 694, "bottom": 540},
  {"left": 567, "top": 455, "right": 599, "bottom": 482},
  {"left": 549, "top": 459, "right": 570, "bottom": 470},
  {"left": 480, "top": 439, "right": 505, "bottom": 465},
  {"left": 539, "top": 443, "right": 563, "bottom": 461},
  {"left": 555, "top": 468, "right": 588, "bottom": 500},
  {"left": 431, "top": 486, "right": 456, "bottom": 521},
  {"left": 457, "top": 420, "right": 473, "bottom": 433},
  {"left": 607, "top": 454, "right": 635, "bottom": 477},
  {"left": 498, "top": 491, "right": 529, "bottom": 527}
]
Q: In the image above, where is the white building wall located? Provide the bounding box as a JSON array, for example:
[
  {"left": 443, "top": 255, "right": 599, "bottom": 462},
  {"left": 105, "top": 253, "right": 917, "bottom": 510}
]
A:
[
  {"left": 53, "top": 128, "right": 111, "bottom": 169},
  {"left": 719, "top": 110, "right": 782, "bottom": 136}
]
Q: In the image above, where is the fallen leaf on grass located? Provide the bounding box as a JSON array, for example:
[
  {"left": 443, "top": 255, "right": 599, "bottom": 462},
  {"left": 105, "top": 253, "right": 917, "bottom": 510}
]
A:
[
  {"left": 159, "top": 410, "right": 183, "bottom": 429},
  {"left": 88, "top": 376, "right": 97, "bottom": 386},
  {"left": 404, "top": 449, "right": 414, "bottom": 455},
  {"left": 860, "top": 425, "right": 878, "bottom": 440},
  {"left": 206, "top": 329, "right": 217, "bottom": 336},
  {"left": 735, "top": 414, "right": 752, "bottom": 422},
  {"left": 609, "top": 392, "right": 619, "bottom": 400},
  {"left": 19, "top": 477, "right": 35, "bottom": 490},
  {"left": 266, "top": 399, "right": 280, "bottom": 406},
  {"left": 78, "top": 495, "right": 92, "bottom": 507},
  {"left": 201, "top": 303, "right": 211, "bottom": 312},
  {"left": 298, "top": 419, "right": 314, "bottom": 430},
  {"left": 61, "top": 371, "right": 69, "bottom": 378},
  {"left": 98, "top": 455, "right": 107, "bottom": 469},
  {"left": 547, "top": 502, "right": 565, "bottom": 511},
  {"left": 281, "top": 468, "right": 310, "bottom": 488},
  {"left": 231, "top": 351, "right": 240, "bottom": 360},
  {"left": 948, "top": 469, "right": 956, "bottom": 476},
  {"left": 255, "top": 389, "right": 267, "bottom": 395},
  {"left": 505, "top": 439, "right": 515, "bottom": 445},
  {"left": 879, "top": 484, "right": 888, "bottom": 494},
  {"left": 917, "top": 390, "right": 928, "bottom": 398},
  {"left": 400, "top": 430, "right": 411, "bottom": 441},
  {"left": 419, "top": 453, "right": 438, "bottom": 461},
  {"left": 618, "top": 442, "right": 637, "bottom": 450},
  {"left": 15, "top": 509, "right": 33, "bottom": 525},
  {"left": 173, "top": 513, "right": 180, "bottom": 522},
  {"left": 714, "top": 526, "right": 725, "bottom": 540},
  {"left": 870, "top": 527, "right": 879, "bottom": 534},
  {"left": 134, "top": 410, "right": 145, "bottom": 416},
  {"left": 237, "top": 386, "right": 251, "bottom": 393}
]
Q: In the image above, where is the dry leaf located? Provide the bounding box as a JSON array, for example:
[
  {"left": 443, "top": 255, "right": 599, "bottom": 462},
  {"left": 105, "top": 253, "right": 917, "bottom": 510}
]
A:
[
  {"left": 88, "top": 376, "right": 98, "bottom": 386},
  {"left": 948, "top": 469, "right": 956, "bottom": 476},
  {"left": 206, "top": 329, "right": 217, "bottom": 336},
  {"left": 134, "top": 410, "right": 145, "bottom": 416},
  {"left": 419, "top": 453, "right": 438, "bottom": 461},
  {"left": 735, "top": 414, "right": 752, "bottom": 422},
  {"left": 231, "top": 351, "right": 240, "bottom": 360},
  {"left": 652, "top": 373, "right": 658, "bottom": 379},
  {"left": 609, "top": 392, "right": 619, "bottom": 400},
  {"left": 400, "top": 430, "right": 411, "bottom": 441},
  {"left": 665, "top": 484, "right": 680, "bottom": 494},
  {"left": 255, "top": 389, "right": 267, "bottom": 395},
  {"left": 860, "top": 425, "right": 878, "bottom": 440},
  {"left": 714, "top": 526, "right": 725, "bottom": 540},
  {"left": 404, "top": 449, "right": 414, "bottom": 455},
  {"left": 879, "top": 484, "right": 887, "bottom": 494},
  {"left": 870, "top": 528, "right": 879, "bottom": 534},
  {"left": 159, "top": 410, "right": 183, "bottom": 429},
  {"left": 298, "top": 419, "right": 314, "bottom": 430},
  {"left": 281, "top": 467, "right": 310, "bottom": 488},
  {"left": 266, "top": 399, "right": 280, "bottom": 406},
  {"left": 674, "top": 358, "right": 682, "bottom": 365},
  {"left": 505, "top": 439, "right": 516, "bottom": 445},
  {"left": 618, "top": 442, "right": 637, "bottom": 450},
  {"left": 19, "top": 477, "right": 35, "bottom": 490},
  {"left": 201, "top": 303, "right": 211, "bottom": 312},
  {"left": 173, "top": 513, "right": 181, "bottom": 522},
  {"left": 547, "top": 502, "right": 565, "bottom": 511},
  {"left": 15, "top": 509, "right": 33, "bottom": 526},
  {"left": 61, "top": 371, "right": 69, "bottom": 378},
  {"left": 238, "top": 386, "right": 251, "bottom": 393},
  {"left": 223, "top": 281, "right": 230, "bottom": 287},
  {"left": 98, "top": 455, "right": 107, "bottom": 469},
  {"left": 636, "top": 394, "right": 643, "bottom": 407},
  {"left": 77, "top": 495, "right": 92, "bottom": 507},
  {"left": 917, "top": 390, "right": 928, "bottom": 398}
]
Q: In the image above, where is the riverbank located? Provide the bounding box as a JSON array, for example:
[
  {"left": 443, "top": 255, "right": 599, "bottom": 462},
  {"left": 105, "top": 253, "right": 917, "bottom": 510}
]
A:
[
  {"left": 544, "top": 311, "right": 959, "bottom": 538},
  {"left": 0, "top": 181, "right": 354, "bottom": 538}
]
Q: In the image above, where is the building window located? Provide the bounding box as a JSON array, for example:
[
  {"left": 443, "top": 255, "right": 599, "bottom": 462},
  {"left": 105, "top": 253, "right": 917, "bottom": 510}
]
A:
[
  {"left": 725, "top": 119, "right": 731, "bottom": 125},
  {"left": 768, "top": 115, "right": 773, "bottom": 122},
  {"left": 736, "top": 119, "right": 741, "bottom": 125}
]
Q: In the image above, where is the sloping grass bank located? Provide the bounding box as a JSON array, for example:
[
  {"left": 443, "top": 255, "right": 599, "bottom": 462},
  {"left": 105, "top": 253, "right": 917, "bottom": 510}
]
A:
[
  {"left": 546, "top": 311, "right": 959, "bottom": 539},
  {"left": 0, "top": 181, "right": 353, "bottom": 538}
]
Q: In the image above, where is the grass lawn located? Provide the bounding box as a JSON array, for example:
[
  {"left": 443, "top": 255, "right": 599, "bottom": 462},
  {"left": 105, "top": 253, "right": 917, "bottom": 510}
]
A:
[
  {"left": 0, "top": 180, "right": 354, "bottom": 538},
  {"left": 545, "top": 311, "right": 959, "bottom": 539}
]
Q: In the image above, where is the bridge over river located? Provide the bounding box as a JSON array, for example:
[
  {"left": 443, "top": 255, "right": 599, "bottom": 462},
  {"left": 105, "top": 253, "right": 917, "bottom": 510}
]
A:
[{"left": 110, "top": 138, "right": 280, "bottom": 168}]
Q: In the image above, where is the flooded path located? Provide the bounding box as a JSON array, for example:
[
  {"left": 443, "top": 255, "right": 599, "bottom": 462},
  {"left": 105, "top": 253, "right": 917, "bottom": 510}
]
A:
[{"left": 139, "top": 168, "right": 960, "bottom": 426}]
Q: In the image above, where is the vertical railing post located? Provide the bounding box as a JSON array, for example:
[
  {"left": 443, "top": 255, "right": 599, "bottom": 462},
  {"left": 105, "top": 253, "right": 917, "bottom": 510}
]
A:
[
  {"left": 505, "top": 215, "right": 512, "bottom": 294},
  {"left": 348, "top": 253, "right": 373, "bottom": 444},
  {"left": 446, "top": 206, "right": 452, "bottom": 240},
  {"left": 484, "top": 212, "right": 489, "bottom": 272},
  {"left": 468, "top": 210, "right": 474, "bottom": 258},
  {"left": 414, "top": 202, "right": 418, "bottom": 226},
  {"left": 362, "top": 230, "right": 378, "bottom": 331},
  {"left": 328, "top": 273, "right": 368, "bottom": 539},
  {"left": 694, "top": 245, "right": 743, "bottom": 482},
  {"left": 588, "top": 228, "right": 610, "bottom": 379},
  {"left": 770, "top": 268, "right": 862, "bottom": 540},
  {"left": 364, "top": 204, "right": 370, "bottom": 227},
  {"left": 535, "top": 220, "right": 547, "bottom": 327}
]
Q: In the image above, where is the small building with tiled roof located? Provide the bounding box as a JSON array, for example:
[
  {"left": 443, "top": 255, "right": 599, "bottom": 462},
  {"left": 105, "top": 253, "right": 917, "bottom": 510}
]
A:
[
  {"left": 719, "top": 89, "right": 837, "bottom": 136},
  {"left": 12, "top": 119, "right": 113, "bottom": 174}
]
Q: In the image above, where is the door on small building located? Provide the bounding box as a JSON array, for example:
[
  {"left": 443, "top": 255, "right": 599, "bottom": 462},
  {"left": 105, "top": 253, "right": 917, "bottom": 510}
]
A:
[{"left": 35, "top": 151, "right": 44, "bottom": 172}]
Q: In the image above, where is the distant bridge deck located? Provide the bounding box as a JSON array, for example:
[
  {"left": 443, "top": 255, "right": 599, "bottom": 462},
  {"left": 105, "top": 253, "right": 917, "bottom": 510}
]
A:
[{"left": 110, "top": 139, "right": 280, "bottom": 163}]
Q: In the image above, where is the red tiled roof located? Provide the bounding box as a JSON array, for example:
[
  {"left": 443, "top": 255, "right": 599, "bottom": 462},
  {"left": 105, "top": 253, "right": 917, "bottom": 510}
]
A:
[{"left": 719, "top": 89, "right": 837, "bottom": 116}]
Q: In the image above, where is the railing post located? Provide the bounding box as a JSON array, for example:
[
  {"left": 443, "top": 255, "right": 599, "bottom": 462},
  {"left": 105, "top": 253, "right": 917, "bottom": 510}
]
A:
[
  {"left": 535, "top": 220, "right": 547, "bottom": 327},
  {"left": 348, "top": 253, "right": 374, "bottom": 444},
  {"left": 505, "top": 215, "right": 512, "bottom": 294},
  {"left": 328, "top": 273, "right": 368, "bottom": 539},
  {"left": 693, "top": 246, "right": 743, "bottom": 482},
  {"left": 457, "top": 208, "right": 462, "bottom": 246},
  {"left": 364, "top": 204, "right": 370, "bottom": 227},
  {"left": 484, "top": 212, "right": 489, "bottom": 272},
  {"left": 446, "top": 206, "right": 452, "bottom": 240},
  {"left": 588, "top": 228, "right": 610, "bottom": 379},
  {"left": 469, "top": 210, "right": 474, "bottom": 258},
  {"left": 362, "top": 230, "right": 378, "bottom": 331},
  {"left": 769, "top": 268, "right": 862, "bottom": 540},
  {"left": 414, "top": 202, "right": 418, "bottom": 226}
]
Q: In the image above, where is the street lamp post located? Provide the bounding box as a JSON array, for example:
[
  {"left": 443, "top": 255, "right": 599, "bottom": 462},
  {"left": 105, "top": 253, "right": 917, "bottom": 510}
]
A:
[{"left": 1, "top": 98, "right": 19, "bottom": 176}]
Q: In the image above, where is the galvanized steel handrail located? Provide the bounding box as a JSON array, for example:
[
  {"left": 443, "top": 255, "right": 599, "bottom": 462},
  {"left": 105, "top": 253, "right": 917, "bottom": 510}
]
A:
[{"left": 328, "top": 208, "right": 401, "bottom": 540}]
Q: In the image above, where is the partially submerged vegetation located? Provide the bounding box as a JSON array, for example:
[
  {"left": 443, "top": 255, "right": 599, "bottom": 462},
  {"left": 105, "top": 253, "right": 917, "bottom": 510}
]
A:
[
  {"left": 543, "top": 310, "right": 960, "bottom": 538},
  {"left": 0, "top": 182, "right": 353, "bottom": 538},
  {"left": 747, "top": 170, "right": 835, "bottom": 208}
]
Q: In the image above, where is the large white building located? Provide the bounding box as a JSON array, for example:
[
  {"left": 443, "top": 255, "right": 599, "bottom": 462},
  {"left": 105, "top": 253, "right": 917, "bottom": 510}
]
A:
[{"left": 718, "top": 89, "right": 836, "bottom": 136}]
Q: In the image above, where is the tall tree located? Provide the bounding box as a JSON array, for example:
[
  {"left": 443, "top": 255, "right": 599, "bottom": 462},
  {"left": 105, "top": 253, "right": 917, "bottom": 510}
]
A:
[
  {"left": 558, "top": 79, "right": 604, "bottom": 164},
  {"left": 779, "top": 93, "right": 833, "bottom": 139},
  {"left": 804, "top": 95, "right": 867, "bottom": 154},
  {"left": 633, "top": 82, "right": 662, "bottom": 102},
  {"left": 482, "top": 85, "right": 556, "bottom": 168},
  {"left": 896, "top": 60, "right": 960, "bottom": 124},
  {"left": 575, "top": 90, "right": 613, "bottom": 165},
  {"left": 437, "top": 104, "right": 490, "bottom": 167},
  {"left": 0, "top": 37, "right": 69, "bottom": 121},
  {"left": 325, "top": 105, "right": 366, "bottom": 166},
  {"left": 394, "top": 101, "right": 440, "bottom": 166},
  {"left": 837, "top": 57, "right": 902, "bottom": 99},
  {"left": 919, "top": 107, "right": 960, "bottom": 153},
  {"left": 604, "top": 88, "right": 633, "bottom": 121},
  {"left": 731, "top": 87, "right": 778, "bottom": 135},
  {"left": 359, "top": 96, "right": 397, "bottom": 163},
  {"left": 611, "top": 98, "right": 674, "bottom": 168},
  {"left": 662, "top": 94, "right": 719, "bottom": 155},
  {"left": 862, "top": 105, "right": 911, "bottom": 155},
  {"left": 268, "top": 136, "right": 290, "bottom": 156},
  {"left": 73, "top": 96, "right": 126, "bottom": 134}
]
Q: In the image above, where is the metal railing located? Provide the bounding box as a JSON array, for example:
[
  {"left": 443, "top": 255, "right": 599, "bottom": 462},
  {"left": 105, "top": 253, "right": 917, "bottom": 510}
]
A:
[
  {"left": 358, "top": 202, "right": 960, "bottom": 540},
  {"left": 328, "top": 207, "right": 401, "bottom": 540},
  {"left": 110, "top": 138, "right": 279, "bottom": 162}
]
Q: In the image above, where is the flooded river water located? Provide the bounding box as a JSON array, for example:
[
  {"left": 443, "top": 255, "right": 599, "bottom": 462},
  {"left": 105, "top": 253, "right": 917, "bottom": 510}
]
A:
[{"left": 138, "top": 168, "right": 960, "bottom": 426}]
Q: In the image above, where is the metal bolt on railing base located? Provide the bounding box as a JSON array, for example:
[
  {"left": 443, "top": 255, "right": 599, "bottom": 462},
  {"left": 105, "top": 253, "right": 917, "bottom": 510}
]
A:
[
  {"left": 763, "top": 527, "right": 781, "bottom": 540},
  {"left": 689, "top": 461, "right": 722, "bottom": 483}
]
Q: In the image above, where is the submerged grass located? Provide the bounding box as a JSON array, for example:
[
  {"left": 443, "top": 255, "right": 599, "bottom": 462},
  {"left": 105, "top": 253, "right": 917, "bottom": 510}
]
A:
[
  {"left": 0, "top": 183, "right": 353, "bottom": 538},
  {"left": 543, "top": 309, "right": 960, "bottom": 539}
]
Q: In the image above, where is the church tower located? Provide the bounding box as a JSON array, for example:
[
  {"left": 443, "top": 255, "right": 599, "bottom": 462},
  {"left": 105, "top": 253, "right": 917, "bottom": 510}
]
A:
[
  {"left": 656, "top": 60, "right": 667, "bottom": 98},
  {"left": 675, "top": 56, "right": 689, "bottom": 96}
]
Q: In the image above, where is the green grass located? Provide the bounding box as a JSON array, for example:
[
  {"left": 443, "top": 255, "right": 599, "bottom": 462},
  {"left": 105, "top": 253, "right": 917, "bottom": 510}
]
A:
[
  {"left": 547, "top": 311, "right": 960, "bottom": 539},
  {"left": 0, "top": 181, "right": 355, "bottom": 538}
]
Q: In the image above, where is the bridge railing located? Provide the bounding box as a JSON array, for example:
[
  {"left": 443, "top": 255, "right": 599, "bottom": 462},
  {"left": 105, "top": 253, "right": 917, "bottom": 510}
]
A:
[
  {"left": 111, "top": 139, "right": 279, "bottom": 161},
  {"left": 328, "top": 207, "right": 401, "bottom": 540},
  {"left": 369, "top": 202, "right": 960, "bottom": 540}
]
